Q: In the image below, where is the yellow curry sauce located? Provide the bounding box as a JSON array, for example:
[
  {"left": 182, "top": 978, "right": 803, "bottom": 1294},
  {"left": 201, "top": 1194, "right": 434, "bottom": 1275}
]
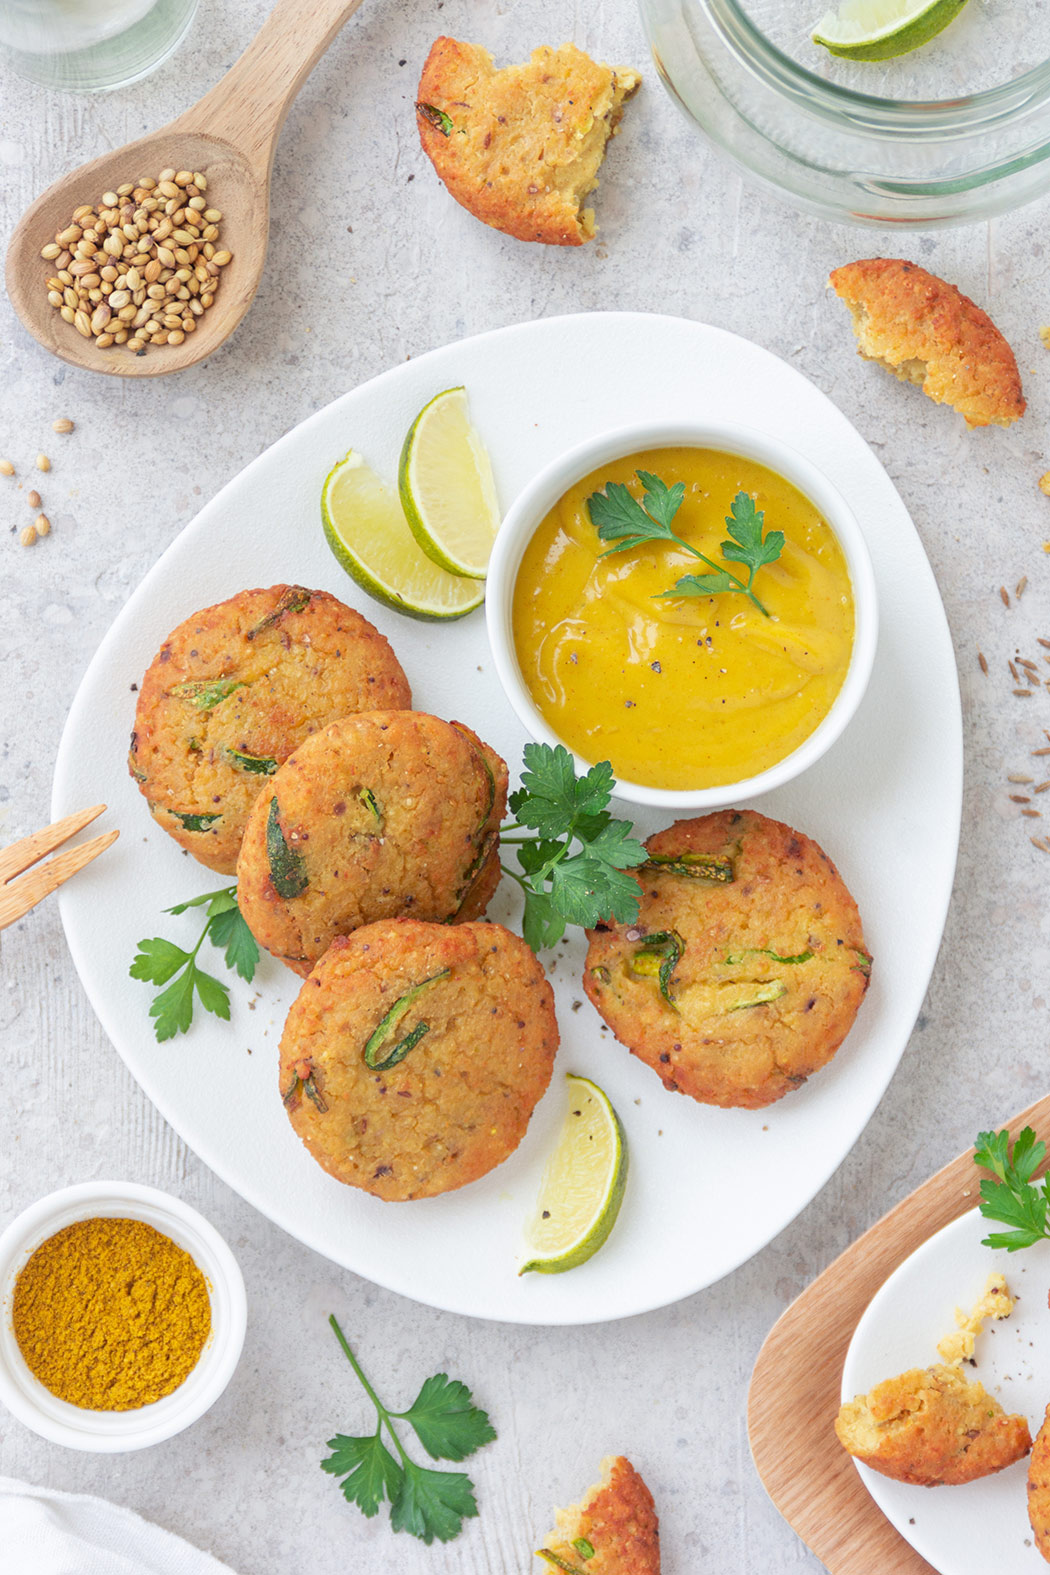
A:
[{"left": 512, "top": 447, "right": 855, "bottom": 791}]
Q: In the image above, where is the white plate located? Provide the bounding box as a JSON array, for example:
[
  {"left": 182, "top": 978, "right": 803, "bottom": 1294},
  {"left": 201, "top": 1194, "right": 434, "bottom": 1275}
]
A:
[
  {"left": 52, "top": 311, "right": 961, "bottom": 1326},
  {"left": 842, "top": 1207, "right": 1050, "bottom": 1573}
]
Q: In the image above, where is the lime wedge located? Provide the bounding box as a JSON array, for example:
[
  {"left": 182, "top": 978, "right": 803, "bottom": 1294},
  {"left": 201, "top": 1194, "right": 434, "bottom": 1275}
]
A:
[
  {"left": 321, "top": 449, "right": 484, "bottom": 623},
  {"left": 398, "top": 387, "right": 500, "bottom": 580},
  {"left": 812, "top": 0, "right": 969, "bottom": 59},
  {"left": 520, "top": 1074, "right": 628, "bottom": 1275}
]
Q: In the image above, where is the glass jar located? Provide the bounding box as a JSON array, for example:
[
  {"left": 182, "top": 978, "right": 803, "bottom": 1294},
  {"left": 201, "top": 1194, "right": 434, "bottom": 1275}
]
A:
[
  {"left": 0, "top": 0, "right": 197, "bottom": 91},
  {"left": 639, "top": 0, "right": 1050, "bottom": 227}
]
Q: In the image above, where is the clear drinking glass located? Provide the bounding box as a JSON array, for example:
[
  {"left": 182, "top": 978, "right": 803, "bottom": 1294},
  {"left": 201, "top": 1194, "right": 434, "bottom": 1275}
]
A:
[
  {"left": 0, "top": 0, "right": 197, "bottom": 91},
  {"left": 639, "top": 0, "right": 1050, "bottom": 227}
]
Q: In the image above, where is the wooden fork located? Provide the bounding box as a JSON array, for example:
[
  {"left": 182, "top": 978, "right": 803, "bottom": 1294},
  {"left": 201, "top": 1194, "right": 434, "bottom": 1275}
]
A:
[{"left": 0, "top": 805, "right": 118, "bottom": 930}]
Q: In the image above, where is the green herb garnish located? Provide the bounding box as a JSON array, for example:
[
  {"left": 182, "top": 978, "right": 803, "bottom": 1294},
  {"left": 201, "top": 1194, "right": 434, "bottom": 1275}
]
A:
[
  {"left": 225, "top": 747, "right": 278, "bottom": 775},
  {"left": 728, "top": 980, "right": 787, "bottom": 1010},
  {"left": 586, "top": 472, "right": 784, "bottom": 617},
  {"left": 283, "top": 1062, "right": 328, "bottom": 1112},
  {"left": 171, "top": 677, "right": 246, "bottom": 710},
  {"left": 363, "top": 970, "right": 451, "bottom": 1070},
  {"left": 266, "top": 795, "right": 308, "bottom": 898},
  {"left": 321, "top": 1315, "right": 496, "bottom": 1545},
  {"left": 359, "top": 786, "right": 382, "bottom": 822},
  {"left": 644, "top": 851, "right": 735, "bottom": 883},
  {"left": 417, "top": 102, "right": 453, "bottom": 136},
  {"left": 725, "top": 947, "right": 814, "bottom": 965},
  {"left": 169, "top": 809, "right": 222, "bottom": 832},
  {"left": 246, "top": 585, "right": 311, "bottom": 640},
  {"left": 500, "top": 743, "right": 646, "bottom": 952},
  {"left": 975, "top": 1127, "right": 1050, "bottom": 1250},
  {"left": 631, "top": 929, "right": 685, "bottom": 1004},
  {"left": 130, "top": 885, "right": 259, "bottom": 1042}
]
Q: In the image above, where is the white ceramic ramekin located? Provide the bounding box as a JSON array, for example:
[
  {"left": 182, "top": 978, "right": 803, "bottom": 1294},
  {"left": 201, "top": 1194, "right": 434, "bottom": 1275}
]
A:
[
  {"left": 0, "top": 1180, "right": 246, "bottom": 1452},
  {"left": 485, "top": 420, "right": 878, "bottom": 811}
]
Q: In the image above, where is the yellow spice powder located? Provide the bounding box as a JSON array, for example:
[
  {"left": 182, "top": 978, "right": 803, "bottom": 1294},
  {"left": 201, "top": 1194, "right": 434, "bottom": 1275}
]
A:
[{"left": 12, "top": 1217, "right": 210, "bottom": 1410}]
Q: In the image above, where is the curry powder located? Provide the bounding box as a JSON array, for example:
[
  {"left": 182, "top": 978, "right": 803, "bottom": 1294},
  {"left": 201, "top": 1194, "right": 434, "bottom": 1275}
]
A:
[{"left": 12, "top": 1217, "right": 211, "bottom": 1410}]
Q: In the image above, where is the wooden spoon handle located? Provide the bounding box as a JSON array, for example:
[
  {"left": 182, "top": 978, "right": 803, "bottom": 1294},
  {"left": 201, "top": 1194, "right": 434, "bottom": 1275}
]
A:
[
  {"left": 176, "top": 0, "right": 367, "bottom": 175},
  {"left": 748, "top": 1090, "right": 1050, "bottom": 1574}
]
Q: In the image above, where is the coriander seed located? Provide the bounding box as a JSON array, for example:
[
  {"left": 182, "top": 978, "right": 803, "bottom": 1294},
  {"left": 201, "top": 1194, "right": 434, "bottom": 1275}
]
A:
[
  {"left": 27, "top": 490, "right": 41, "bottom": 509},
  {"left": 35, "top": 454, "right": 50, "bottom": 472},
  {"left": 35, "top": 514, "right": 51, "bottom": 536},
  {"left": 20, "top": 525, "right": 37, "bottom": 547},
  {"left": 0, "top": 460, "right": 14, "bottom": 476}
]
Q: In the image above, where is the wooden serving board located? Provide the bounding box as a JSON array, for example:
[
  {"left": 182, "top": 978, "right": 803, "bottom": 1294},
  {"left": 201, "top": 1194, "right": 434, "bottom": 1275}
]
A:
[{"left": 747, "top": 1092, "right": 1050, "bottom": 1575}]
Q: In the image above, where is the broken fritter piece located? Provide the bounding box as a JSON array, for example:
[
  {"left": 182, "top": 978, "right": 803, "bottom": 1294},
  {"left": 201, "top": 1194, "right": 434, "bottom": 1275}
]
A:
[
  {"left": 835, "top": 1364, "right": 1031, "bottom": 1486},
  {"left": 829, "top": 258, "right": 1025, "bottom": 429},
  {"left": 416, "top": 39, "right": 640, "bottom": 246},
  {"left": 1028, "top": 1405, "right": 1050, "bottom": 1562},
  {"left": 536, "top": 1455, "right": 660, "bottom": 1573}
]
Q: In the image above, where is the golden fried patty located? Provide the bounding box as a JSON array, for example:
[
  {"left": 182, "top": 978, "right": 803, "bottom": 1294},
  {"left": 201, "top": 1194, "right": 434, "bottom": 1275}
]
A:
[
  {"left": 416, "top": 39, "right": 640, "bottom": 246},
  {"left": 129, "top": 585, "right": 410, "bottom": 874},
  {"left": 836, "top": 1365, "right": 1031, "bottom": 1486},
  {"left": 1029, "top": 1405, "right": 1050, "bottom": 1561},
  {"left": 829, "top": 258, "right": 1025, "bottom": 429},
  {"left": 236, "top": 711, "right": 507, "bottom": 974},
  {"left": 584, "top": 810, "right": 870, "bottom": 1110},
  {"left": 279, "top": 919, "right": 558, "bottom": 1200},
  {"left": 536, "top": 1456, "right": 660, "bottom": 1574}
]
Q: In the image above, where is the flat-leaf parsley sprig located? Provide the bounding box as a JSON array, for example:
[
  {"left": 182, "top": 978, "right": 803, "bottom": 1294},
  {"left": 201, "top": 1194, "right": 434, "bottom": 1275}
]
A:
[
  {"left": 322, "top": 1315, "right": 497, "bottom": 1545},
  {"left": 500, "top": 743, "right": 647, "bottom": 952},
  {"left": 586, "top": 471, "right": 784, "bottom": 617},
  {"left": 974, "top": 1126, "right": 1050, "bottom": 1250},
  {"left": 130, "top": 885, "right": 259, "bottom": 1043}
]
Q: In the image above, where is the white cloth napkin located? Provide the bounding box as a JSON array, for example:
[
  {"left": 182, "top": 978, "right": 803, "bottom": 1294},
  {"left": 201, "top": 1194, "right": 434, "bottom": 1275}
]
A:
[{"left": 0, "top": 1477, "right": 242, "bottom": 1575}]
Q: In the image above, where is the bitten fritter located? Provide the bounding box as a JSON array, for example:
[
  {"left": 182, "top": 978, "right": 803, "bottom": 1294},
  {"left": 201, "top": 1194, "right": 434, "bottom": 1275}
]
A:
[
  {"left": 1028, "top": 1405, "right": 1050, "bottom": 1562},
  {"left": 279, "top": 919, "right": 558, "bottom": 1200},
  {"left": 236, "top": 711, "right": 507, "bottom": 975},
  {"left": 835, "top": 1365, "right": 1031, "bottom": 1486},
  {"left": 536, "top": 1456, "right": 660, "bottom": 1573},
  {"left": 829, "top": 258, "right": 1025, "bottom": 429},
  {"left": 416, "top": 39, "right": 640, "bottom": 246},
  {"left": 584, "top": 810, "right": 870, "bottom": 1110},
  {"left": 129, "top": 585, "right": 411, "bottom": 874}
]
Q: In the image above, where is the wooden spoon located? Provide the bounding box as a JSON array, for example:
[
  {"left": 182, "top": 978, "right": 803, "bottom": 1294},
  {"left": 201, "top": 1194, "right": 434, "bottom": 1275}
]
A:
[
  {"left": 748, "top": 1091, "right": 1050, "bottom": 1574},
  {"left": 5, "top": 0, "right": 366, "bottom": 378}
]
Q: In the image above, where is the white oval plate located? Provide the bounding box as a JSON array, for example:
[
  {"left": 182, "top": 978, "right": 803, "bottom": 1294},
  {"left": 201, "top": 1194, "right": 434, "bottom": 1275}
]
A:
[
  {"left": 52, "top": 312, "right": 961, "bottom": 1325},
  {"left": 842, "top": 1207, "right": 1050, "bottom": 1573}
]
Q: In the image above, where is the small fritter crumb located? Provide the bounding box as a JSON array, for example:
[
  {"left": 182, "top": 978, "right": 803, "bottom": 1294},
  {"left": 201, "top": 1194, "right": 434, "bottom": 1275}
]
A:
[{"left": 937, "top": 1272, "right": 1014, "bottom": 1366}]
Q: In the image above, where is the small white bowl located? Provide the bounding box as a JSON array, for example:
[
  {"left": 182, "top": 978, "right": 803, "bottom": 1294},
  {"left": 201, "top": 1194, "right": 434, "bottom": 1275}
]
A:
[
  {"left": 0, "top": 1181, "right": 246, "bottom": 1452},
  {"left": 485, "top": 420, "right": 878, "bottom": 811}
]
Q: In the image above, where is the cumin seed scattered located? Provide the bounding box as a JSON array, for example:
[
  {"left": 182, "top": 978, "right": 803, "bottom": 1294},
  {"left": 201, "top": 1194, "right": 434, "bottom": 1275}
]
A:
[
  {"left": 1040, "top": 638, "right": 1050, "bottom": 650},
  {"left": 1009, "top": 660, "right": 1020, "bottom": 681},
  {"left": 1017, "top": 577, "right": 1028, "bottom": 598},
  {"left": 1036, "top": 780, "right": 1050, "bottom": 793},
  {"left": 1013, "top": 689, "right": 1034, "bottom": 697},
  {"left": 1023, "top": 809, "right": 1042, "bottom": 818},
  {"left": 1009, "top": 774, "right": 1034, "bottom": 783},
  {"left": 1001, "top": 586, "right": 1011, "bottom": 607},
  {"left": 1011, "top": 794, "right": 1033, "bottom": 803},
  {"left": 1034, "top": 747, "right": 1050, "bottom": 756},
  {"left": 978, "top": 649, "right": 989, "bottom": 674},
  {"left": 1032, "top": 837, "right": 1050, "bottom": 853}
]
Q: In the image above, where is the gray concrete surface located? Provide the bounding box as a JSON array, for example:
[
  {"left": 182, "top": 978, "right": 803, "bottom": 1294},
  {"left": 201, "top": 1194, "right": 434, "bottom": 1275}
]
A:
[{"left": 2, "top": 1, "right": 1050, "bottom": 1570}]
